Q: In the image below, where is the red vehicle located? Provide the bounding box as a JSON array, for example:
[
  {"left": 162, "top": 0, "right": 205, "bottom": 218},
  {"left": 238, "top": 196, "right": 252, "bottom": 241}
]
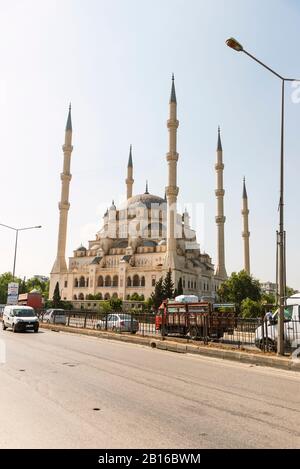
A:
[{"left": 156, "top": 300, "right": 235, "bottom": 339}]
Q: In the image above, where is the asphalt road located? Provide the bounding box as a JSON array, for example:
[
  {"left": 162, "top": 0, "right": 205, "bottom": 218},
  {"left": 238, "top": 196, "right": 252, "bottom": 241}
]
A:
[{"left": 0, "top": 327, "right": 299, "bottom": 449}]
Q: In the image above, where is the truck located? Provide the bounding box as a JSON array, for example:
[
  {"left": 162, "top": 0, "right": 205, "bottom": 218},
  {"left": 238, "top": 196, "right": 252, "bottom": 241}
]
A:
[
  {"left": 18, "top": 290, "right": 43, "bottom": 311},
  {"left": 255, "top": 294, "right": 300, "bottom": 351},
  {"left": 155, "top": 298, "right": 236, "bottom": 340}
]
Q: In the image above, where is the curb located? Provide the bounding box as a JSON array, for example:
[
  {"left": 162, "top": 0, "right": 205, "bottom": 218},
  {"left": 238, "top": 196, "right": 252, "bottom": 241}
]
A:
[{"left": 40, "top": 323, "right": 300, "bottom": 372}]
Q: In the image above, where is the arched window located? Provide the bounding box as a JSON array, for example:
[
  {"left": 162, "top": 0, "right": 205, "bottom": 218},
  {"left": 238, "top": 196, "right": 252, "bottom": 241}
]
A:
[
  {"left": 104, "top": 292, "right": 110, "bottom": 300},
  {"left": 113, "top": 275, "right": 118, "bottom": 287},
  {"left": 79, "top": 276, "right": 85, "bottom": 287},
  {"left": 141, "top": 276, "right": 145, "bottom": 287},
  {"left": 73, "top": 294, "right": 77, "bottom": 300},
  {"left": 133, "top": 274, "right": 140, "bottom": 287},
  {"left": 112, "top": 292, "right": 118, "bottom": 299},
  {"left": 126, "top": 294, "right": 130, "bottom": 300},
  {"left": 98, "top": 276, "right": 104, "bottom": 287},
  {"left": 127, "top": 276, "right": 132, "bottom": 287},
  {"left": 86, "top": 278, "right": 89, "bottom": 287},
  {"left": 105, "top": 275, "right": 111, "bottom": 287},
  {"left": 188, "top": 281, "right": 190, "bottom": 289},
  {"left": 74, "top": 278, "right": 79, "bottom": 288},
  {"left": 78, "top": 293, "right": 84, "bottom": 300},
  {"left": 152, "top": 278, "right": 156, "bottom": 287}
]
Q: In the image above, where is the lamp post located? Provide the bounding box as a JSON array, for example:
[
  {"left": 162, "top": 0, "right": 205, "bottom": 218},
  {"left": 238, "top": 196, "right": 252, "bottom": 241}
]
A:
[
  {"left": 226, "top": 37, "right": 299, "bottom": 355},
  {"left": 0, "top": 223, "right": 42, "bottom": 279}
]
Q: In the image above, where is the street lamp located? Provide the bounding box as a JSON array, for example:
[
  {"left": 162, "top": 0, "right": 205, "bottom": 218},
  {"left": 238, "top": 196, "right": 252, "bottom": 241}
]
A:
[
  {"left": 0, "top": 223, "right": 42, "bottom": 279},
  {"left": 226, "top": 37, "right": 300, "bottom": 355}
]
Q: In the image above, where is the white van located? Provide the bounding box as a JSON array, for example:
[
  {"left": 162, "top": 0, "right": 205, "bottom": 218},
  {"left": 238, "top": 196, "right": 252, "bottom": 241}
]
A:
[
  {"left": 255, "top": 294, "right": 300, "bottom": 351},
  {"left": 2, "top": 305, "right": 39, "bottom": 333}
]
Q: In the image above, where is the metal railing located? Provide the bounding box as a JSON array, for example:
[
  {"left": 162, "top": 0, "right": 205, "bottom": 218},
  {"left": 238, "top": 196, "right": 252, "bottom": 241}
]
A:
[{"left": 38, "top": 309, "right": 300, "bottom": 355}]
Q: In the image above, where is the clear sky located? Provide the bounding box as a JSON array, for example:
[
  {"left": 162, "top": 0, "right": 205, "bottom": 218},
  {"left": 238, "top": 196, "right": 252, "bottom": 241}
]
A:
[{"left": 0, "top": 0, "right": 300, "bottom": 290}]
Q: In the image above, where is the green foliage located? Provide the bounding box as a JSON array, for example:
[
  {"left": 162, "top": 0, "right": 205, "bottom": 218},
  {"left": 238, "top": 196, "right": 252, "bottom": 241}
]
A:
[
  {"left": 261, "top": 292, "right": 276, "bottom": 305},
  {"left": 52, "top": 282, "right": 62, "bottom": 308},
  {"left": 86, "top": 294, "right": 95, "bottom": 300},
  {"left": 286, "top": 286, "right": 298, "bottom": 298},
  {"left": 26, "top": 277, "right": 49, "bottom": 299},
  {"left": 0, "top": 273, "right": 49, "bottom": 304},
  {"left": 162, "top": 269, "right": 174, "bottom": 300},
  {"left": 218, "top": 271, "right": 261, "bottom": 311},
  {"left": 98, "top": 301, "right": 111, "bottom": 313},
  {"left": 94, "top": 293, "right": 103, "bottom": 300},
  {"left": 151, "top": 277, "right": 164, "bottom": 310},
  {"left": 241, "top": 298, "right": 262, "bottom": 318},
  {"left": 177, "top": 277, "right": 183, "bottom": 296},
  {"left": 0, "top": 272, "right": 19, "bottom": 304},
  {"left": 109, "top": 297, "right": 123, "bottom": 311},
  {"left": 130, "top": 293, "right": 144, "bottom": 301}
]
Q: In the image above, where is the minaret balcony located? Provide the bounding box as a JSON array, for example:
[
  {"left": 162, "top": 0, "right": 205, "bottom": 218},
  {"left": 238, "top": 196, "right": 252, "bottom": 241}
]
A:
[
  {"left": 62, "top": 144, "right": 73, "bottom": 152},
  {"left": 215, "top": 189, "right": 225, "bottom": 197},
  {"left": 60, "top": 173, "right": 72, "bottom": 182},
  {"left": 59, "top": 202, "right": 70, "bottom": 210},
  {"left": 215, "top": 163, "right": 224, "bottom": 171},
  {"left": 166, "top": 152, "right": 179, "bottom": 162},
  {"left": 167, "top": 119, "right": 179, "bottom": 129},
  {"left": 215, "top": 216, "right": 226, "bottom": 224},
  {"left": 166, "top": 186, "right": 179, "bottom": 197}
]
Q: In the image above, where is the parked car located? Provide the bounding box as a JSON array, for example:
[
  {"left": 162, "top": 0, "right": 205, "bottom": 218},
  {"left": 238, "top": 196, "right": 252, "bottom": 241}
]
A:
[
  {"left": 96, "top": 313, "right": 139, "bottom": 333},
  {"left": 255, "top": 295, "right": 300, "bottom": 351},
  {"left": 2, "top": 305, "right": 39, "bottom": 333},
  {"left": 43, "top": 309, "right": 67, "bottom": 325}
]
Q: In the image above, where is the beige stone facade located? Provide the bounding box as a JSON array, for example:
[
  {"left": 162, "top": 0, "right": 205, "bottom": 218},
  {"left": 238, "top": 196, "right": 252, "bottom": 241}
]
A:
[{"left": 50, "top": 79, "right": 227, "bottom": 302}]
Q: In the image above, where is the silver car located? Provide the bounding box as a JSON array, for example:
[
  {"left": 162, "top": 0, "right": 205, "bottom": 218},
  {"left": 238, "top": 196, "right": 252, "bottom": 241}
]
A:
[
  {"left": 96, "top": 313, "right": 139, "bottom": 333},
  {"left": 43, "top": 309, "right": 67, "bottom": 325}
]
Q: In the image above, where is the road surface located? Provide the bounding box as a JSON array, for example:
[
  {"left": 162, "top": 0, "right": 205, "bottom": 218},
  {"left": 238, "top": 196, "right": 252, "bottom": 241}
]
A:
[{"left": 0, "top": 327, "right": 299, "bottom": 448}]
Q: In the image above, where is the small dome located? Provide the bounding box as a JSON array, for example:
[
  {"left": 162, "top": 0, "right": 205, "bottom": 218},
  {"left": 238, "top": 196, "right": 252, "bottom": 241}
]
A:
[
  {"left": 76, "top": 245, "right": 86, "bottom": 252},
  {"left": 158, "top": 239, "right": 166, "bottom": 246}
]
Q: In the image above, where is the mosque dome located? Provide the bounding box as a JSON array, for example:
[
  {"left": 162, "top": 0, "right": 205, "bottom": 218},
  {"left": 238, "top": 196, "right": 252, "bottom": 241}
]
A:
[{"left": 127, "top": 193, "right": 165, "bottom": 209}]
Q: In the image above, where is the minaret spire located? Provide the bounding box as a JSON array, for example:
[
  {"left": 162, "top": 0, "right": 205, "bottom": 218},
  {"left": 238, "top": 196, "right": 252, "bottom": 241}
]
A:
[
  {"left": 165, "top": 74, "right": 179, "bottom": 270},
  {"left": 170, "top": 73, "right": 177, "bottom": 103},
  {"left": 215, "top": 126, "right": 227, "bottom": 279},
  {"left": 145, "top": 180, "right": 149, "bottom": 194},
  {"left": 242, "top": 177, "right": 250, "bottom": 274},
  {"left": 51, "top": 105, "right": 73, "bottom": 279},
  {"left": 126, "top": 144, "right": 134, "bottom": 199}
]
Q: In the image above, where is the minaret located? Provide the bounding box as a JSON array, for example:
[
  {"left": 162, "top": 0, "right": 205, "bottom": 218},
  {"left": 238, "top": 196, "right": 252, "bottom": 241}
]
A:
[
  {"left": 242, "top": 177, "right": 250, "bottom": 274},
  {"left": 165, "top": 74, "right": 179, "bottom": 269},
  {"left": 126, "top": 144, "right": 134, "bottom": 199},
  {"left": 215, "top": 126, "right": 227, "bottom": 279},
  {"left": 51, "top": 105, "right": 73, "bottom": 274}
]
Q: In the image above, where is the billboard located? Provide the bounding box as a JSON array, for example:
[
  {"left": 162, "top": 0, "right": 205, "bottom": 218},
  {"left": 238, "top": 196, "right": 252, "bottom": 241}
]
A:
[{"left": 7, "top": 282, "right": 19, "bottom": 305}]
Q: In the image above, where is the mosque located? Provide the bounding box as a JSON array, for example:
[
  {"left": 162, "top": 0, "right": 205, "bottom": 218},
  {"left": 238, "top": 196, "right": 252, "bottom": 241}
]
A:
[{"left": 49, "top": 77, "right": 250, "bottom": 302}]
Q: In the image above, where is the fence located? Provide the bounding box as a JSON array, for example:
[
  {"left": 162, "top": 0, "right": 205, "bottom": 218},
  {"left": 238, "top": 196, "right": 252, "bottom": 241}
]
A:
[{"left": 39, "top": 309, "right": 300, "bottom": 355}]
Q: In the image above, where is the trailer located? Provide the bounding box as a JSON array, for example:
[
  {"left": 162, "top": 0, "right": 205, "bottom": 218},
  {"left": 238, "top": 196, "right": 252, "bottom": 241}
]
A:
[{"left": 155, "top": 300, "right": 236, "bottom": 340}]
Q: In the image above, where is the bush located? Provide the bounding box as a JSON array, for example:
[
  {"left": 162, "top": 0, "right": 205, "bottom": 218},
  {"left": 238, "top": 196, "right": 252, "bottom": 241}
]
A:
[{"left": 241, "top": 298, "right": 262, "bottom": 318}]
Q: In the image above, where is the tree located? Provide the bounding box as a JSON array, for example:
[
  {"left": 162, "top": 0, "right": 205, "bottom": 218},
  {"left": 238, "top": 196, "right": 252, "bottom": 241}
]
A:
[
  {"left": 0, "top": 272, "right": 22, "bottom": 304},
  {"left": 52, "top": 282, "right": 62, "bottom": 308},
  {"left": 286, "top": 286, "right": 298, "bottom": 298},
  {"left": 109, "top": 297, "right": 123, "bottom": 311},
  {"left": 218, "top": 270, "right": 261, "bottom": 312},
  {"left": 163, "top": 269, "right": 174, "bottom": 299},
  {"left": 241, "top": 298, "right": 262, "bottom": 318},
  {"left": 177, "top": 277, "right": 183, "bottom": 296},
  {"left": 151, "top": 277, "right": 165, "bottom": 310}
]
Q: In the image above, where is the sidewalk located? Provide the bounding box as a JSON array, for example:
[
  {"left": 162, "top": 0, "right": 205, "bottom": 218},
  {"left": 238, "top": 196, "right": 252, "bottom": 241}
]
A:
[{"left": 40, "top": 323, "right": 300, "bottom": 372}]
